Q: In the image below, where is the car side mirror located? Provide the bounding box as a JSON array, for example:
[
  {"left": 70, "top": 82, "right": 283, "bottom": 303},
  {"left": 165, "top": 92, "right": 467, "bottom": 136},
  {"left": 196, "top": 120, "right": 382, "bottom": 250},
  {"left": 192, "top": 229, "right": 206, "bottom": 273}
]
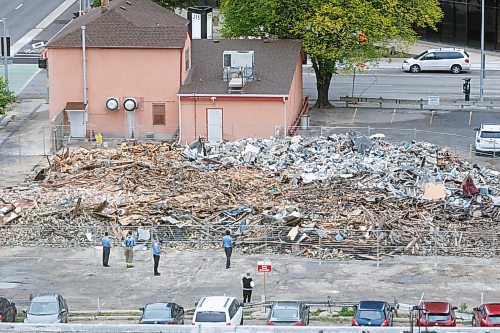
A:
[
  {"left": 452, "top": 306, "right": 458, "bottom": 311},
  {"left": 474, "top": 128, "right": 479, "bottom": 131},
  {"left": 473, "top": 307, "right": 479, "bottom": 311},
  {"left": 139, "top": 307, "right": 144, "bottom": 311},
  {"left": 194, "top": 302, "right": 198, "bottom": 307},
  {"left": 412, "top": 306, "right": 420, "bottom": 311}
]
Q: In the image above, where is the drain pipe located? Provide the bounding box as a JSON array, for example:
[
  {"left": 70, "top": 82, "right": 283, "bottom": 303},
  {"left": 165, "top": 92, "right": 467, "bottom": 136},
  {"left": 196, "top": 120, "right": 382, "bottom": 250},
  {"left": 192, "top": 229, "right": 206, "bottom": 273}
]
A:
[
  {"left": 282, "top": 96, "right": 287, "bottom": 138},
  {"left": 177, "top": 95, "right": 183, "bottom": 145},
  {"left": 81, "top": 26, "right": 87, "bottom": 104}
]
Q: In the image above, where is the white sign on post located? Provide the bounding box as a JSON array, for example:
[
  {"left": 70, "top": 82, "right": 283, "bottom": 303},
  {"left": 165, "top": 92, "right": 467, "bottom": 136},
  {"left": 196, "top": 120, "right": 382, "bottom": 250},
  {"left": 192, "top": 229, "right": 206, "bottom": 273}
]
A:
[{"left": 428, "top": 96, "right": 440, "bottom": 106}]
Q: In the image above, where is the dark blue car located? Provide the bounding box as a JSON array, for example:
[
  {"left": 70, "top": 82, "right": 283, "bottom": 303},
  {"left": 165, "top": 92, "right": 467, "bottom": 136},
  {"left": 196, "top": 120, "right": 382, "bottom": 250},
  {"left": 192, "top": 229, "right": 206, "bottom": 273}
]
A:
[{"left": 352, "top": 301, "right": 395, "bottom": 326}]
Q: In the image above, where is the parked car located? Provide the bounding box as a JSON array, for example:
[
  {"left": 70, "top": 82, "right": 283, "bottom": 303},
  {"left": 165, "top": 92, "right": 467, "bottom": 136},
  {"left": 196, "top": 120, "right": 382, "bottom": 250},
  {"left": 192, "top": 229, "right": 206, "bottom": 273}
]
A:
[
  {"left": 0, "top": 297, "right": 17, "bottom": 322},
  {"left": 472, "top": 303, "right": 500, "bottom": 327},
  {"left": 416, "top": 301, "right": 457, "bottom": 327},
  {"left": 267, "top": 301, "right": 310, "bottom": 326},
  {"left": 352, "top": 301, "right": 395, "bottom": 326},
  {"left": 475, "top": 124, "right": 500, "bottom": 156},
  {"left": 139, "top": 302, "right": 184, "bottom": 324},
  {"left": 24, "top": 293, "right": 68, "bottom": 324},
  {"left": 402, "top": 48, "right": 470, "bottom": 74},
  {"left": 192, "top": 296, "right": 243, "bottom": 326}
]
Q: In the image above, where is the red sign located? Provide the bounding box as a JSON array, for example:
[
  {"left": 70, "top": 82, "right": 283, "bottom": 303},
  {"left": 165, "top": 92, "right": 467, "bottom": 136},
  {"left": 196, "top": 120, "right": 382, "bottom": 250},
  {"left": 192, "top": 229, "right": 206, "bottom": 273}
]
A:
[{"left": 257, "top": 264, "right": 272, "bottom": 272}]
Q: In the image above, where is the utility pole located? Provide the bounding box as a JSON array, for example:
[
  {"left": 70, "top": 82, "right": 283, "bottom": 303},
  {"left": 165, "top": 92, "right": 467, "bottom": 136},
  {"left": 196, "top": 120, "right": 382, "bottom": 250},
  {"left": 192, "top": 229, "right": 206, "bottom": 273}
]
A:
[
  {"left": 1, "top": 18, "right": 9, "bottom": 91},
  {"left": 479, "top": 0, "right": 485, "bottom": 102}
]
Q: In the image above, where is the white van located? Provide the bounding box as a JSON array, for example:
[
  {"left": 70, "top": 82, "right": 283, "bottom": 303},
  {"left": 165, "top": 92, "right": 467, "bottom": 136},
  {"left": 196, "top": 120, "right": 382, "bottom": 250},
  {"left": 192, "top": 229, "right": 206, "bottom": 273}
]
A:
[
  {"left": 475, "top": 124, "right": 500, "bottom": 155},
  {"left": 192, "top": 296, "right": 243, "bottom": 326},
  {"left": 402, "top": 48, "right": 471, "bottom": 74}
]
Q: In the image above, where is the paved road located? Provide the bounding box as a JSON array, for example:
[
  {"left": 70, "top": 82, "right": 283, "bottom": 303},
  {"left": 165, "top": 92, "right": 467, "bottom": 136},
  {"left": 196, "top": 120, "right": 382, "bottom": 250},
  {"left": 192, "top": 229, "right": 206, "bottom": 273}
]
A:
[
  {"left": 0, "top": 0, "right": 66, "bottom": 44},
  {"left": 303, "top": 67, "right": 500, "bottom": 102}
]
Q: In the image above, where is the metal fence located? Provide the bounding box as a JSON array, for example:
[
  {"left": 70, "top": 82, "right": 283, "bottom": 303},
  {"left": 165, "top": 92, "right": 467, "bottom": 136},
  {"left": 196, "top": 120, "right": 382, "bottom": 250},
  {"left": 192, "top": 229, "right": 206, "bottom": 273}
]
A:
[
  {"left": 1, "top": 224, "right": 498, "bottom": 263},
  {"left": 1, "top": 123, "right": 496, "bottom": 167}
]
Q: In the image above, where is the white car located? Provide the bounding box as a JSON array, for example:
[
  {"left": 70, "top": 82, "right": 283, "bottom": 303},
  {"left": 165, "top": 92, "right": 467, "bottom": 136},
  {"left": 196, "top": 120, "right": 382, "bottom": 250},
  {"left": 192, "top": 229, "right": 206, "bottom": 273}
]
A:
[
  {"left": 475, "top": 124, "right": 500, "bottom": 156},
  {"left": 192, "top": 296, "right": 243, "bottom": 326},
  {"left": 402, "top": 48, "right": 471, "bottom": 74}
]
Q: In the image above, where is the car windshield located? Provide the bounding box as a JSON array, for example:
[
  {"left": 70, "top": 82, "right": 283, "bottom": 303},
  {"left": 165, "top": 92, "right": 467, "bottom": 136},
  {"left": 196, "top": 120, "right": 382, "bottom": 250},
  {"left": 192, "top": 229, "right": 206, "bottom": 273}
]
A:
[
  {"left": 357, "top": 310, "right": 383, "bottom": 320},
  {"left": 195, "top": 311, "right": 226, "bottom": 322},
  {"left": 29, "top": 302, "right": 58, "bottom": 315},
  {"left": 427, "top": 313, "right": 450, "bottom": 322},
  {"left": 272, "top": 308, "right": 299, "bottom": 320},
  {"left": 143, "top": 308, "right": 171, "bottom": 319},
  {"left": 413, "top": 51, "right": 428, "bottom": 59},
  {"left": 480, "top": 131, "right": 500, "bottom": 139},
  {"left": 488, "top": 315, "right": 500, "bottom": 323}
]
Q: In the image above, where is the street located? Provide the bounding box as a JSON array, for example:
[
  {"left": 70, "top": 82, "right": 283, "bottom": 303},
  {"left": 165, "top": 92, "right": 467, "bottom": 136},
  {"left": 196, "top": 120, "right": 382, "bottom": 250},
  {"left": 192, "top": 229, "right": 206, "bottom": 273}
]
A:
[{"left": 304, "top": 66, "right": 500, "bottom": 102}]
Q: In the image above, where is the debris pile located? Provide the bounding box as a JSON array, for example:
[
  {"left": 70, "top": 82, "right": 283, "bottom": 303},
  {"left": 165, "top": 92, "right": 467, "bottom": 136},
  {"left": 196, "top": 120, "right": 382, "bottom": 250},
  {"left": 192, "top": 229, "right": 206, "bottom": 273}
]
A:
[{"left": 1, "top": 133, "right": 499, "bottom": 259}]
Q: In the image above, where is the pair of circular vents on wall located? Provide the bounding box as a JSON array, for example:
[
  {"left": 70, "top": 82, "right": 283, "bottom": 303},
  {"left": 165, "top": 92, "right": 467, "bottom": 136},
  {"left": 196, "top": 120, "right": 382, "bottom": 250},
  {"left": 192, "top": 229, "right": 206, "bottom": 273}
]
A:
[{"left": 105, "top": 97, "right": 138, "bottom": 112}]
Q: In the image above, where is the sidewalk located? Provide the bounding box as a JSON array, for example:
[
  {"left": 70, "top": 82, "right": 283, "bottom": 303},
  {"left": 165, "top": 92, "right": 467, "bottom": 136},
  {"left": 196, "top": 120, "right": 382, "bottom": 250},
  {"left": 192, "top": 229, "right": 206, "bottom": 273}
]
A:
[{"left": 0, "top": 99, "right": 50, "bottom": 186}]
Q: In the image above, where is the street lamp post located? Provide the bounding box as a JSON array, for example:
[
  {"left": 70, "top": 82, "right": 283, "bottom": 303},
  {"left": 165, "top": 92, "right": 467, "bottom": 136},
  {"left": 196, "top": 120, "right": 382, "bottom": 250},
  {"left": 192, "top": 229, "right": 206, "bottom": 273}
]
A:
[
  {"left": 479, "top": 0, "right": 485, "bottom": 102},
  {"left": 1, "top": 18, "right": 9, "bottom": 91}
]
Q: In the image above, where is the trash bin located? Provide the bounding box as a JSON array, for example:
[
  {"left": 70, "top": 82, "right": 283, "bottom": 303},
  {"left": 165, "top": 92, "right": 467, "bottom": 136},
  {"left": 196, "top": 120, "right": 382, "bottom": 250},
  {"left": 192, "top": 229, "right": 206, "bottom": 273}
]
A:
[{"left": 300, "top": 115, "right": 310, "bottom": 130}]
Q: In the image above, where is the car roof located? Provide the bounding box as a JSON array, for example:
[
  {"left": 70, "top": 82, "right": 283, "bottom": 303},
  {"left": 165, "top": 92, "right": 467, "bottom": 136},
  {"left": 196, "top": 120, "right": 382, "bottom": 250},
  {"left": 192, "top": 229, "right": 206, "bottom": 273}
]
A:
[
  {"left": 196, "top": 296, "right": 235, "bottom": 311},
  {"left": 145, "top": 303, "right": 173, "bottom": 310},
  {"left": 484, "top": 304, "right": 500, "bottom": 315},
  {"left": 272, "top": 301, "right": 301, "bottom": 309},
  {"left": 481, "top": 124, "right": 500, "bottom": 131},
  {"left": 359, "top": 301, "right": 386, "bottom": 310},
  {"left": 422, "top": 302, "right": 450, "bottom": 313},
  {"left": 32, "top": 294, "right": 59, "bottom": 302},
  {"left": 428, "top": 48, "right": 465, "bottom": 53}
]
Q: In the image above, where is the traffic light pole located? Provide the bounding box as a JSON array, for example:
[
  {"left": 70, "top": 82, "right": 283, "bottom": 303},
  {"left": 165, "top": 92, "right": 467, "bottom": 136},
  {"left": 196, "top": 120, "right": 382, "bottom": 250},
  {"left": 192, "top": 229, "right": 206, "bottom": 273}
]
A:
[
  {"left": 2, "top": 18, "right": 8, "bottom": 91},
  {"left": 479, "top": 0, "right": 484, "bottom": 102}
]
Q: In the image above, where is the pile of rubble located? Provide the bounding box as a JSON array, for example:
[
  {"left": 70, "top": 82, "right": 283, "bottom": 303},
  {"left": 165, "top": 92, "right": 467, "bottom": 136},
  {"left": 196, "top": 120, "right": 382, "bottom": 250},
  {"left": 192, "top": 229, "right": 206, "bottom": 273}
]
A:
[{"left": 0, "top": 133, "right": 499, "bottom": 259}]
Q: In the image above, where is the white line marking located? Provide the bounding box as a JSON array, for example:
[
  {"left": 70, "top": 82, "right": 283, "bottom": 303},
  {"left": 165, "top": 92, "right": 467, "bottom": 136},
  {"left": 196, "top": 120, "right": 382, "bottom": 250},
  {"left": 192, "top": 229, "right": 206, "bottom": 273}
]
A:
[
  {"left": 17, "top": 68, "right": 41, "bottom": 93},
  {"left": 15, "top": 3, "right": 24, "bottom": 10},
  {"left": 11, "top": 0, "right": 77, "bottom": 55}
]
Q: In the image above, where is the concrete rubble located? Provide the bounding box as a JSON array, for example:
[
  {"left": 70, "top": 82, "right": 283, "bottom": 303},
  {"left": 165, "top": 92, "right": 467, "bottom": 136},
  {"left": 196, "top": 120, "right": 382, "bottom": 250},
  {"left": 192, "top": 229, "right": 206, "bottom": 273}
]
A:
[{"left": 0, "top": 133, "right": 499, "bottom": 259}]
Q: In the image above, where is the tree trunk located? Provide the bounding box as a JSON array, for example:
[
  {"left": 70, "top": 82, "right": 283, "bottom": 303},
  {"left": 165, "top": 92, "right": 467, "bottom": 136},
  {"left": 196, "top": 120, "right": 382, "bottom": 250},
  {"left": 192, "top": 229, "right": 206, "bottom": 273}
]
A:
[{"left": 312, "top": 59, "right": 334, "bottom": 108}]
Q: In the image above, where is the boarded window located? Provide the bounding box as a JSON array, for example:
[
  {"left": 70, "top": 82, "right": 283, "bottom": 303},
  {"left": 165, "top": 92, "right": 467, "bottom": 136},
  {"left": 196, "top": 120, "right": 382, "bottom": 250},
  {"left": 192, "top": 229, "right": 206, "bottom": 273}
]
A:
[{"left": 153, "top": 104, "right": 165, "bottom": 125}]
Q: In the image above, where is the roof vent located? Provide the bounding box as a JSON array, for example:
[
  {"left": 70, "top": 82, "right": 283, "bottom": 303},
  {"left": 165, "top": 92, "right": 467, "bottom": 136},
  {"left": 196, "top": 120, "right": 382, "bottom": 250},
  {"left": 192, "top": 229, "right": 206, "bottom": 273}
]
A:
[
  {"left": 120, "top": 5, "right": 127, "bottom": 10},
  {"left": 213, "top": 39, "right": 220, "bottom": 43},
  {"left": 125, "top": 0, "right": 132, "bottom": 4},
  {"left": 263, "top": 38, "right": 270, "bottom": 43}
]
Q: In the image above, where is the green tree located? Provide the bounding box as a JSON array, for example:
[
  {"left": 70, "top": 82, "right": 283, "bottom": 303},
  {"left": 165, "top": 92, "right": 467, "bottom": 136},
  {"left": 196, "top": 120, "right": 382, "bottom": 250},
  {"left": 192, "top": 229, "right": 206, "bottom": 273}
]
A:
[
  {"left": 0, "top": 77, "right": 17, "bottom": 115},
  {"left": 221, "top": 0, "right": 443, "bottom": 108},
  {"left": 92, "top": 0, "right": 196, "bottom": 10}
]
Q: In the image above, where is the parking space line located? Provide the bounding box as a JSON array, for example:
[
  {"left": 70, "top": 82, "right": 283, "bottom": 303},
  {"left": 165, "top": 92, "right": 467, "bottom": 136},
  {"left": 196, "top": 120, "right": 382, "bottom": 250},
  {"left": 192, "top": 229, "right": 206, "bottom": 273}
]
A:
[{"left": 351, "top": 107, "right": 358, "bottom": 122}]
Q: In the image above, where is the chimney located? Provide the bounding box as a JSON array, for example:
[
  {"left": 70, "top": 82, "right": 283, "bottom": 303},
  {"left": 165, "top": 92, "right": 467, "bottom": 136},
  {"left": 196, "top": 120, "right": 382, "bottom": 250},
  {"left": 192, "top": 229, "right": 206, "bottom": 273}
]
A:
[{"left": 101, "top": 0, "right": 110, "bottom": 13}]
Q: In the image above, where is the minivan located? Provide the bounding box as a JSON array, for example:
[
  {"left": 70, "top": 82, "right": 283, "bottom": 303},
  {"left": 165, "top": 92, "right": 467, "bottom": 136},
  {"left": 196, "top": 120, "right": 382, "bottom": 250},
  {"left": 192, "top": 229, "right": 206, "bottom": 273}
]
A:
[{"left": 402, "top": 48, "right": 470, "bottom": 74}]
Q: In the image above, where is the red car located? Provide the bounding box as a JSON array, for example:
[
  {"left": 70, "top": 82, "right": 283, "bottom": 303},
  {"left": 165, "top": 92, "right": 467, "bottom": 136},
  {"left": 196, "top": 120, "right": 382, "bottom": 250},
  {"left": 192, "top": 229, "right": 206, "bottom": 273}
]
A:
[
  {"left": 472, "top": 303, "right": 500, "bottom": 327},
  {"left": 416, "top": 302, "right": 457, "bottom": 327}
]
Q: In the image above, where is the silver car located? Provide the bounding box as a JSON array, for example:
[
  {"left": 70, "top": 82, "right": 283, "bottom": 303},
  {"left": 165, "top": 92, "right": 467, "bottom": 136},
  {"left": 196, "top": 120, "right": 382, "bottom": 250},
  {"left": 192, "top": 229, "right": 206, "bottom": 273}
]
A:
[
  {"left": 267, "top": 301, "right": 310, "bottom": 326},
  {"left": 24, "top": 293, "right": 68, "bottom": 324}
]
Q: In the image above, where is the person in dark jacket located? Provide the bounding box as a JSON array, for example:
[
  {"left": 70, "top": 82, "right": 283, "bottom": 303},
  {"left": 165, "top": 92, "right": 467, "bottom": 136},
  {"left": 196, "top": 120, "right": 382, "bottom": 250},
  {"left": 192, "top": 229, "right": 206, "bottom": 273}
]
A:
[{"left": 242, "top": 272, "right": 255, "bottom": 303}]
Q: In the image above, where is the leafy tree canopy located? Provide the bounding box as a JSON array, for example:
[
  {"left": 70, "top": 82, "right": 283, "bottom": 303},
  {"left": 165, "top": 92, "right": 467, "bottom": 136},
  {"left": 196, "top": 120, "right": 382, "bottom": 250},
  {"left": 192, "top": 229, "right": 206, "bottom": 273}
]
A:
[
  {"left": 221, "top": 0, "right": 443, "bottom": 107},
  {"left": 0, "top": 77, "right": 17, "bottom": 115}
]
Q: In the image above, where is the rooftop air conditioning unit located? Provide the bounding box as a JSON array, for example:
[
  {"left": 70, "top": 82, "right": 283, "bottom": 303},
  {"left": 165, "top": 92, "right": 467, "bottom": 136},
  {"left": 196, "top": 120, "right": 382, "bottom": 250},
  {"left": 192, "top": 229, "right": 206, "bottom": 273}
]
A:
[
  {"left": 228, "top": 77, "right": 246, "bottom": 88},
  {"left": 223, "top": 51, "right": 254, "bottom": 81}
]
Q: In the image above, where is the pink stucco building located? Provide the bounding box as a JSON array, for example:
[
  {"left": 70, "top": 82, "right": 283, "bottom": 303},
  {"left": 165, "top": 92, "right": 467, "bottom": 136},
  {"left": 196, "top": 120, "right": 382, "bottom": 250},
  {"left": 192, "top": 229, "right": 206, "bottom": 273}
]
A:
[{"left": 47, "top": 0, "right": 305, "bottom": 142}]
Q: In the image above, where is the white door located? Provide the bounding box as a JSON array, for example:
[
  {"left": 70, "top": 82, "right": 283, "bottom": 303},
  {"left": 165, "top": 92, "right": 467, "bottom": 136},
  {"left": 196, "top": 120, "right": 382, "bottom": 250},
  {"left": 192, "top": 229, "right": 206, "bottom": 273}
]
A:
[
  {"left": 67, "top": 111, "right": 86, "bottom": 138},
  {"left": 207, "top": 108, "right": 222, "bottom": 142},
  {"left": 419, "top": 52, "right": 437, "bottom": 71}
]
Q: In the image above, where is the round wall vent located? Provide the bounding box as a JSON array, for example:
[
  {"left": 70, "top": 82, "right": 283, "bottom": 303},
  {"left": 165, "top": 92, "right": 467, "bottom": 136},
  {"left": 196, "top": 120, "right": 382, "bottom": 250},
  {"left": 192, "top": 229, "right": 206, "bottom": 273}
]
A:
[
  {"left": 105, "top": 97, "right": 119, "bottom": 111},
  {"left": 123, "top": 97, "right": 138, "bottom": 112}
]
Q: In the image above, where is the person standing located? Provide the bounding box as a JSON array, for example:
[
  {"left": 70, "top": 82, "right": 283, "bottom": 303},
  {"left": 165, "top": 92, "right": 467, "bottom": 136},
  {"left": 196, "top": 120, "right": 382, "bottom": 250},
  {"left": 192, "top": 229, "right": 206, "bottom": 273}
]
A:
[
  {"left": 152, "top": 240, "right": 161, "bottom": 276},
  {"left": 242, "top": 272, "right": 254, "bottom": 303},
  {"left": 223, "top": 230, "right": 233, "bottom": 269},
  {"left": 123, "top": 231, "right": 136, "bottom": 268},
  {"left": 101, "top": 232, "right": 111, "bottom": 267}
]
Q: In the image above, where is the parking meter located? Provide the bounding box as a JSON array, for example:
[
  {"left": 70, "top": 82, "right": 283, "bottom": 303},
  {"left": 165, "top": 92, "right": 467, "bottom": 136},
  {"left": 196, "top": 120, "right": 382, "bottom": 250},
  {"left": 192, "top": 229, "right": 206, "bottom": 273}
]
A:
[{"left": 463, "top": 77, "right": 471, "bottom": 101}]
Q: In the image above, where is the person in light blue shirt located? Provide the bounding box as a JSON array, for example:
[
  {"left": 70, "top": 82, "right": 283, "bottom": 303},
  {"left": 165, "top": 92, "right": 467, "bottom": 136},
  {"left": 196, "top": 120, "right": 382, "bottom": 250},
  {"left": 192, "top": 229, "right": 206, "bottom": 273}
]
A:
[
  {"left": 101, "top": 232, "right": 111, "bottom": 267},
  {"left": 152, "top": 240, "right": 161, "bottom": 276},
  {"left": 222, "top": 230, "right": 233, "bottom": 269}
]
